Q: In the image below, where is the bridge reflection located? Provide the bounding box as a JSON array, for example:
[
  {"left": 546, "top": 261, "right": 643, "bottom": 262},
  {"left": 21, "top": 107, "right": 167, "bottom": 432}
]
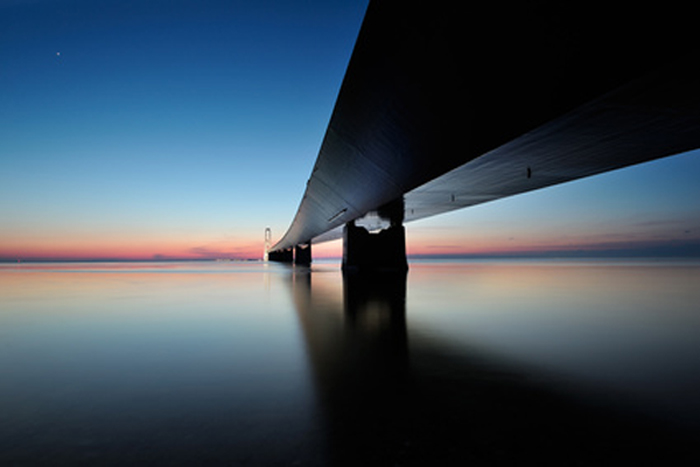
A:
[{"left": 287, "top": 267, "right": 698, "bottom": 465}]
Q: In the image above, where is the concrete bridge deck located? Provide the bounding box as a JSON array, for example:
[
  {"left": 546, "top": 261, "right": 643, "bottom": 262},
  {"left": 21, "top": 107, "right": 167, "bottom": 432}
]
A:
[{"left": 269, "top": 1, "right": 700, "bottom": 268}]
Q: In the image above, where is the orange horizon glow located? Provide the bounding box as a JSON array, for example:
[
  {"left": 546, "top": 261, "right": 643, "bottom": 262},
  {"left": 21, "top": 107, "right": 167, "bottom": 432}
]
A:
[
  {"left": 2, "top": 227, "right": 699, "bottom": 262},
  {"left": 0, "top": 237, "right": 268, "bottom": 262}
]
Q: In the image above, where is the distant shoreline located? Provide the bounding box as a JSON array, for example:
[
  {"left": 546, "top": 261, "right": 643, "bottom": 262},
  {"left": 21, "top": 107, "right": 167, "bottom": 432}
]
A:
[
  {"left": 2, "top": 255, "right": 700, "bottom": 264},
  {"left": 0, "top": 258, "right": 264, "bottom": 264}
]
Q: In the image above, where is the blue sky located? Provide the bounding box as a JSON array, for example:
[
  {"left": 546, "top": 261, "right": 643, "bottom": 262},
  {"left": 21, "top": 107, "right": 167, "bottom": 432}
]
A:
[
  {"left": 408, "top": 149, "right": 700, "bottom": 257},
  {"left": 1, "top": 0, "right": 699, "bottom": 260},
  {"left": 1, "top": 0, "right": 368, "bottom": 259}
]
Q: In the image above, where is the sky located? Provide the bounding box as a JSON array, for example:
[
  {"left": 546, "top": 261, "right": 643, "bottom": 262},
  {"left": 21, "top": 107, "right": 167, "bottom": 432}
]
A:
[{"left": 1, "top": 0, "right": 699, "bottom": 261}]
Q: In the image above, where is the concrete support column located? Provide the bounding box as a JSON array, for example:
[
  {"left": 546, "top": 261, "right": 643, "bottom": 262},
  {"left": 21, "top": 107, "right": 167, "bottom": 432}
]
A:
[
  {"left": 342, "top": 221, "right": 408, "bottom": 273},
  {"left": 294, "top": 243, "right": 312, "bottom": 266},
  {"left": 268, "top": 248, "right": 293, "bottom": 263},
  {"left": 343, "top": 197, "right": 408, "bottom": 272}
]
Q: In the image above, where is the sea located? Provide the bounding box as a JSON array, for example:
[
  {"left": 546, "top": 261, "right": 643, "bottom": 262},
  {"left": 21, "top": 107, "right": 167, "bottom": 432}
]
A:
[{"left": 1, "top": 258, "right": 699, "bottom": 466}]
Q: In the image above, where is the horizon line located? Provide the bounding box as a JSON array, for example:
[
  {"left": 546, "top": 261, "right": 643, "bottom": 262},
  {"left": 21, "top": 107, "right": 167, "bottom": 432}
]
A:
[{"left": 3, "top": 251, "right": 700, "bottom": 264}]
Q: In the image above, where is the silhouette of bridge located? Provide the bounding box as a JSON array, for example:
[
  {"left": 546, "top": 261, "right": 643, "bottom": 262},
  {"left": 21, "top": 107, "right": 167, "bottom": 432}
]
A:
[{"left": 268, "top": 1, "right": 700, "bottom": 270}]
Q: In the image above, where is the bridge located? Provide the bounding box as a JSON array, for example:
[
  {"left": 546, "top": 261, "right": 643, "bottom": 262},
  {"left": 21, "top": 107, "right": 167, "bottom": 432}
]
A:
[{"left": 267, "top": 1, "right": 700, "bottom": 271}]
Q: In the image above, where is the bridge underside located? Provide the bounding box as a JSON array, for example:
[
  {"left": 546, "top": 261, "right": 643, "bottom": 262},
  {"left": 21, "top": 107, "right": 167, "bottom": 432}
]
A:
[{"left": 269, "top": 1, "right": 700, "bottom": 269}]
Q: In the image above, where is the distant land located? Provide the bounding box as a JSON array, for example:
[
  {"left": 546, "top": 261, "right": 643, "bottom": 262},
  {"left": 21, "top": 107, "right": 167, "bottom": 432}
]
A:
[
  {"left": 0, "top": 257, "right": 264, "bottom": 264},
  {"left": 3, "top": 241, "right": 700, "bottom": 264}
]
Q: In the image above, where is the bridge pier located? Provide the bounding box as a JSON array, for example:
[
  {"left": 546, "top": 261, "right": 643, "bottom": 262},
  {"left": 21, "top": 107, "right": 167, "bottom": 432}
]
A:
[
  {"left": 343, "top": 198, "right": 408, "bottom": 273},
  {"left": 268, "top": 247, "right": 293, "bottom": 263},
  {"left": 342, "top": 222, "right": 408, "bottom": 273},
  {"left": 294, "top": 243, "right": 312, "bottom": 266},
  {"left": 267, "top": 244, "right": 311, "bottom": 265}
]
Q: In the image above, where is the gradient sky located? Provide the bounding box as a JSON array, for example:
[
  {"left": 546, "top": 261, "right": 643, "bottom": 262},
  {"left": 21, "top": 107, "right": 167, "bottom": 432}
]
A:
[{"left": 2, "top": 0, "right": 699, "bottom": 261}]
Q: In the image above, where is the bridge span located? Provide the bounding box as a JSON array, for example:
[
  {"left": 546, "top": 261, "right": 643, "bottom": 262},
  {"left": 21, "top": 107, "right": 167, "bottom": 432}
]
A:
[{"left": 268, "top": 1, "right": 700, "bottom": 270}]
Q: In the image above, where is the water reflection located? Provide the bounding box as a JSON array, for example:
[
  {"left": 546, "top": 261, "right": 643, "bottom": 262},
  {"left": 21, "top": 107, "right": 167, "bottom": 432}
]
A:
[
  {"left": 2, "top": 261, "right": 699, "bottom": 465},
  {"left": 0, "top": 263, "right": 323, "bottom": 466},
  {"left": 290, "top": 262, "right": 700, "bottom": 465}
]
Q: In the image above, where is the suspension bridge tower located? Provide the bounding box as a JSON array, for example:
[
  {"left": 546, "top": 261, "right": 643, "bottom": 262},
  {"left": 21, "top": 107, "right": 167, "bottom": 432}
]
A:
[{"left": 263, "top": 227, "right": 271, "bottom": 261}]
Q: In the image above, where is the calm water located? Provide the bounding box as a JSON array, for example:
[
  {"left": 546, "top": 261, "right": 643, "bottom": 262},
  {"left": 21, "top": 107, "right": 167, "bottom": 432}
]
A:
[{"left": 1, "top": 259, "right": 699, "bottom": 465}]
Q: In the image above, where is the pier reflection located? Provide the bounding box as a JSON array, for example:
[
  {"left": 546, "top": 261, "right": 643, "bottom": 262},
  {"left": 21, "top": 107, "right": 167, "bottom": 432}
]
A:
[{"left": 289, "top": 266, "right": 699, "bottom": 466}]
